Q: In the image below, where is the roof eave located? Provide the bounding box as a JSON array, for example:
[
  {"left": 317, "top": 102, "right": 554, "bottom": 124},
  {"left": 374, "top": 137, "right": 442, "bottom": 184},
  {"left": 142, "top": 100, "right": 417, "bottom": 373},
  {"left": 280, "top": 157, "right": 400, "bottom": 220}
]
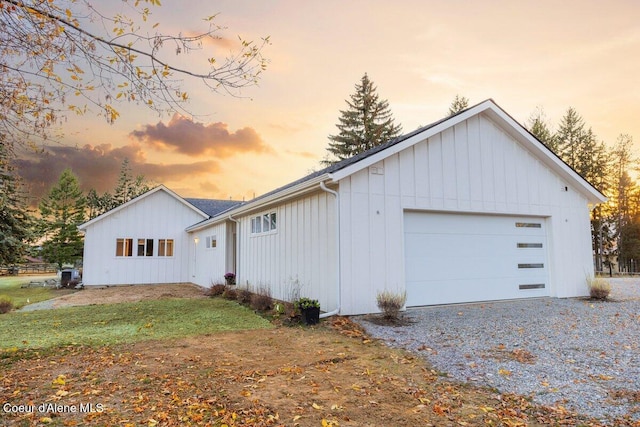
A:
[{"left": 186, "top": 173, "right": 332, "bottom": 232}]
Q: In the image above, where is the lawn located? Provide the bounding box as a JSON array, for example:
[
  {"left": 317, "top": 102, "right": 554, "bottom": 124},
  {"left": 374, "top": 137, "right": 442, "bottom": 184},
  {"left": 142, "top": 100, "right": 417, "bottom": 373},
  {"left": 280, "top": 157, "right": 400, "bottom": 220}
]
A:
[
  {"left": 0, "top": 298, "right": 272, "bottom": 349},
  {"left": 0, "top": 274, "right": 61, "bottom": 309}
]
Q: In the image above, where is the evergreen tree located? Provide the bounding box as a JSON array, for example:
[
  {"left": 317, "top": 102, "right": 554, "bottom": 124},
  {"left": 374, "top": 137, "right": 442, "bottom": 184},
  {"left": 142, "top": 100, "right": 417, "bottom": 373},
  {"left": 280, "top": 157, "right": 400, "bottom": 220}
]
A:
[
  {"left": 448, "top": 95, "right": 469, "bottom": 116},
  {"left": 555, "top": 107, "right": 585, "bottom": 170},
  {"left": 0, "top": 144, "right": 31, "bottom": 265},
  {"left": 527, "top": 107, "right": 557, "bottom": 152},
  {"left": 39, "top": 168, "right": 86, "bottom": 269},
  {"left": 86, "top": 159, "right": 151, "bottom": 219},
  {"left": 112, "top": 159, "right": 151, "bottom": 207},
  {"left": 325, "top": 73, "right": 402, "bottom": 165}
]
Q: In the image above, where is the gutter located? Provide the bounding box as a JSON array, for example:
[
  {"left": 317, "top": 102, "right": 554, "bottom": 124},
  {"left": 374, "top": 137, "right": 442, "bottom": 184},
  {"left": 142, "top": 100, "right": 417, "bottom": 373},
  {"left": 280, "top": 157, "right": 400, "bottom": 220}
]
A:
[{"left": 319, "top": 181, "right": 341, "bottom": 318}]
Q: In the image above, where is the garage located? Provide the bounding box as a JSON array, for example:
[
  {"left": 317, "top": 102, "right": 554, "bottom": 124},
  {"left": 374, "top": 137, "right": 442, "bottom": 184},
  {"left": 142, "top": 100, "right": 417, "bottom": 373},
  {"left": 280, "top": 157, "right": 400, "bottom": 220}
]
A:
[{"left": 404, "top": 211, "right": 549, "bottom": 306}]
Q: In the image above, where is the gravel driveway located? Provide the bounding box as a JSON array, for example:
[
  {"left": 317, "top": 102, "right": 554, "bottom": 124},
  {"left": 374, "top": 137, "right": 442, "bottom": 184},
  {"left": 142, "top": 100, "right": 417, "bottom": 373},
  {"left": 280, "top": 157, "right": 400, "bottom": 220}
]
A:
[{"left": 356, "top": 278, "right": 640, "bottom": 422}]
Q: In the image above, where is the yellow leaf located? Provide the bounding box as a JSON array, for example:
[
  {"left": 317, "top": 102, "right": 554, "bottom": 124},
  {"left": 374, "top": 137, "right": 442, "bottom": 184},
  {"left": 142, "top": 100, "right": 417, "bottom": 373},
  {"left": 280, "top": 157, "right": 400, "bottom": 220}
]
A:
[
  {"left": 52, "top": 375, "right": 66, "bottom": 386},
  {"left": 65, "top": 9, "right": 72, "bottom": 19},
  {"left": 312, "top": 402, "right": 322, "bottom": 410},
  {"left": 147, "top": 419, "right": 158, "bottom": 427},
  {"left": 56, "top": 389, "right": 69, "bottom": 397},
  {"left": 498, "top": 369, "right": 512, "bottom": 377},
  {"left": 40, "top": 417, "right": 53, "bottom": 424},
  {"left": 293, "top": 415, "right": 301, "bottom": 421}
]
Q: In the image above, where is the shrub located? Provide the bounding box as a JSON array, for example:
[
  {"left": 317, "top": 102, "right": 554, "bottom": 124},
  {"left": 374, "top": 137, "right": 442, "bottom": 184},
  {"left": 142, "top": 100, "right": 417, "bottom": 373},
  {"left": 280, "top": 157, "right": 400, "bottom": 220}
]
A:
[
  {"left": 587, "top": 277, "right": 611, "bottom": 300},
  {"left": 295, "top": 297, "right": 320, "bottom": 310},
  {"left": 236, "top": 288, "right": 252, "bottom": 305},
  {"left": 222, "top": 288, "right": 237, "bottom": 300},
  {"left": 0, "top": 296, "right": 14, "bottom": 314},
  {"left": 206, "top": 283, "right": 227, "bottom": 297},
  {"left": 376, "top": 290, "right": 407, "bottom": 320},
  {"left": 251, "top": 287, "right": 272, "bottom": 312}
]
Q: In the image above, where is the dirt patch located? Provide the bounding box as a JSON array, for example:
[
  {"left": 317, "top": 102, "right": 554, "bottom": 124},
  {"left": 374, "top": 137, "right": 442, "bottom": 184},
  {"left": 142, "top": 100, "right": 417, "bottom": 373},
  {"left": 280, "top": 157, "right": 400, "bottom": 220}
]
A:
[
  {"left": 51, "top": 283, "right": 206, "bottom": 308},
  {"left": 0, "top": 317, "right": 605, "bottom": 426}
]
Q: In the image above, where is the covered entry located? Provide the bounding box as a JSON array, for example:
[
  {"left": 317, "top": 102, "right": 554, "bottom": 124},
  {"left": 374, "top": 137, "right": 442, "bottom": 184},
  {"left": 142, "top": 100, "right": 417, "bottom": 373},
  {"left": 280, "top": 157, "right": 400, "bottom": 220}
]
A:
[{"left": 404, "top": 211, "right": 549, "bottom": 306}]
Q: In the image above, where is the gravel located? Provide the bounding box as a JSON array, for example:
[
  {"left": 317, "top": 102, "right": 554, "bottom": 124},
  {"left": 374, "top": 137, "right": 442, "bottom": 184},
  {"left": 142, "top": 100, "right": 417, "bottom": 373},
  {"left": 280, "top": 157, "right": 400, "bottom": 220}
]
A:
[{"left": 355, "top": 278, "right": 640, "bottom": 422}]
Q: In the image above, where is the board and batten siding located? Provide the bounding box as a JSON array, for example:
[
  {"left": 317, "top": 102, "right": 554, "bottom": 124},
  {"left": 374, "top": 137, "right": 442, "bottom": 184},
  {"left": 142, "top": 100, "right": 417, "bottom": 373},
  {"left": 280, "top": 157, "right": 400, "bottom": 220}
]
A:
[
  {"left": 338, "top": 113, "right": 594, "bottom": 315},
  {"left": 236, "top": 191, "right": 338, "bottom": 311},
  {"left": 82, "top": 190, "right": 203, "bottom": 286}
]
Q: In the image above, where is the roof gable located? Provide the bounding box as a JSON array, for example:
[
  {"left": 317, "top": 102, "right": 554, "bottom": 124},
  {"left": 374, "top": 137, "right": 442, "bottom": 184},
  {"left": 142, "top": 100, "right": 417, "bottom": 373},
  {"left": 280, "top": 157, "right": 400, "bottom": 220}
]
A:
[
  {"left": 328, "top": 99, "right": 606, "bottom": 204},
  {"left": 78, "top": 185, "right": 210, "bottom": 230}
]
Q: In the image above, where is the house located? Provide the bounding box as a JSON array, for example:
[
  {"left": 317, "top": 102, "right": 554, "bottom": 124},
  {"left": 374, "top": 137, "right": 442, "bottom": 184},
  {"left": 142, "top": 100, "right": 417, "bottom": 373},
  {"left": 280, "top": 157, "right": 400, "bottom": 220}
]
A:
[
  {"left": 79, "top": 99, "right": 606, "bottom": 315},
  {"left": 78, "top": 186, "right": 241, "bottom": 286}
]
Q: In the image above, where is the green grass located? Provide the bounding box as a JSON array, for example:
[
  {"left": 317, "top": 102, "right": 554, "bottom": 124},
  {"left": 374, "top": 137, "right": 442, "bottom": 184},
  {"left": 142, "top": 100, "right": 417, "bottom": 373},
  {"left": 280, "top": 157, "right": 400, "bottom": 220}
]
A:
[
  {"left": 0, "top": 274, "right": 59, "bottom": 309},
  {"left": 0, "top": 298, "right": 272, "bottom": 350}
]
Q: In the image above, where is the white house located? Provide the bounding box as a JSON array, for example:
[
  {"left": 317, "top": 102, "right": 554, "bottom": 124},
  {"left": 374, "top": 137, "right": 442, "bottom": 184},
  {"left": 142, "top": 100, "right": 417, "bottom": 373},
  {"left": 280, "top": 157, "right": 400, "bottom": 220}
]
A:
[
  {"left": 78, "top": 186, "right": 240, "bottom": 286},
  {"left": 79, "top": 99, "right": 606, "bottom": 315}
]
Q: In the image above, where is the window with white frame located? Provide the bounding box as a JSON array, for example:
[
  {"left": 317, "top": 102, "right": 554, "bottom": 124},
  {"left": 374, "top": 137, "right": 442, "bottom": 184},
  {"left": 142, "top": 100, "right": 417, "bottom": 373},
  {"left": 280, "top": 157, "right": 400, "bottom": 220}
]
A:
[
  {"left": 205, "top": 235, "right": 217, "bottom": 249},
  {"left": 137, "top": 238, "right": 154, "bottom": 257},
  {"left": 158, "top": 239, "right": 174, "bottom": 257},
  {"left": 251, "top": 211, "right": 277, "bottom": 234},
  {"left": 116, "top": 238, "right": 133, "bottom": 257}
]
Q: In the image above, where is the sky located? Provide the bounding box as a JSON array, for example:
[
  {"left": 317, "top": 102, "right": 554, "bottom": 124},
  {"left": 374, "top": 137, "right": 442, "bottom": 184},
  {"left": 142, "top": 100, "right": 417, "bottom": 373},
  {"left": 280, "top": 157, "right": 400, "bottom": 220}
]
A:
[{"left": 15, "top": 0, "right": 640, "bottom": 204}]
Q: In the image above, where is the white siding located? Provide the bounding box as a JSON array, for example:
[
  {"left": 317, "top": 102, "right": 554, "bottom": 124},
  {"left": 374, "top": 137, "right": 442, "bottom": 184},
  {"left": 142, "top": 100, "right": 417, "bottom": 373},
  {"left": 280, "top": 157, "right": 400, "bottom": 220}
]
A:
[
  {"left": 339, "top": 113, "right": 595, "bottom": 315},
  {"left": 82, "top": 190, "right": 205, "bottom": 286},
  {"left": 235, "top": 191, "right": 338, "bottom": 311},
  {"left": 190, "top": 222, "right": 229, "bottom": 287}
]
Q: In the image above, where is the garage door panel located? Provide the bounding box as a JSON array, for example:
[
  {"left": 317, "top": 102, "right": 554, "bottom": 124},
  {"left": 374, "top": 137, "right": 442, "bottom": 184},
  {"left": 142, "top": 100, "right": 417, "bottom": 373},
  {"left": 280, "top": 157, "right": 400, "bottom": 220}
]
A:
[{"left": 404, "top": 212, "right": 549, "bottom": 306}]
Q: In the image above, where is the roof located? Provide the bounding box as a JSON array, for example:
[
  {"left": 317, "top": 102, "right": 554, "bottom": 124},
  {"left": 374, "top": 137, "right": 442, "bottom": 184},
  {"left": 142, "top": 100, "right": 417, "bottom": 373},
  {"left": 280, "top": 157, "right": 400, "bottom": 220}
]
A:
[
  {"left": 187, "top": 99, "right": 607, "bottom": 232},
  {"left": 184, "top": 198, "right": 242, "bottom": 217}
]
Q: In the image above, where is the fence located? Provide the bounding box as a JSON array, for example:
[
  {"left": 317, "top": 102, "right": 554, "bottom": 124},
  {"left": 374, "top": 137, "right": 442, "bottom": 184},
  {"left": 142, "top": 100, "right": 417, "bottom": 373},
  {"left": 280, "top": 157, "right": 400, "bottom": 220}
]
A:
[{"left": 0, "top": 263, "right": 59, "bottom": 276}]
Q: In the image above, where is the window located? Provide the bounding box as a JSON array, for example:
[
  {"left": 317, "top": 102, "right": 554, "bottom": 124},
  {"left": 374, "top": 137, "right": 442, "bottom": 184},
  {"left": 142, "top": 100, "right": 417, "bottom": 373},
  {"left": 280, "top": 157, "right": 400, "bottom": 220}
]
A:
[
  {"left": 517, "top": 243, "right": 543, "bottom": 248},
  {"left": 158, "top": 239, "right": 174, "bottom": 257},
  {"left": 206, "top": 235, "right": 217, "bottom": 249},
  {"left": 137, "top": 238, "right": 154, "bottom": 257},
  {"left": 515, "top": 222, "right": 542, "bottom": 228},
  {"left": 519, "top": 284, "right": 545, "bottom": 290},
  {"left": 251, "top": 211, "right": 277, "bottom": 235},
  {"left": 116, "top": 238, "right": 133, "bottom": 257},
  {"left": 518, "top": 263, "right": 544, "bottom": 269}
]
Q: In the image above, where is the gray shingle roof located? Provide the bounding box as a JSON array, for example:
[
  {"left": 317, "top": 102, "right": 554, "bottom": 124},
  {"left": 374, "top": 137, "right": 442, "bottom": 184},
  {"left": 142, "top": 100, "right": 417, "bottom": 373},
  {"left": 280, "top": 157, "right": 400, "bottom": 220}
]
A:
[{"left": 185, "top": 198, "right": 242, "bottom": 218}]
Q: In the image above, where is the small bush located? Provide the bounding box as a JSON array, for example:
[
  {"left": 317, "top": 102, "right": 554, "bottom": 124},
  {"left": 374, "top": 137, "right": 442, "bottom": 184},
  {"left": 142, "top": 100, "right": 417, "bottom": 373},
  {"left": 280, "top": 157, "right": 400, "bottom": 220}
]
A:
[
  {"left": 251, "top": 287, "right": 272, "bottom": 312},
  {"left": 236, "top": 288, "right": 252, "bottom": 305},
  {"left": 222, "top": 288, "right": 237, "bottom": 300},
  {"left": 206, "top": 283, "right": 227, "bottom": 297},
  {"left": 376, "top": 290, "right": 406, "bottom": 320},
  {"left": 0, "top": 296, "right": 14, "bottom": 314},
  {"left": 587, "top": 277, "right": 611, "bottom": 300}
]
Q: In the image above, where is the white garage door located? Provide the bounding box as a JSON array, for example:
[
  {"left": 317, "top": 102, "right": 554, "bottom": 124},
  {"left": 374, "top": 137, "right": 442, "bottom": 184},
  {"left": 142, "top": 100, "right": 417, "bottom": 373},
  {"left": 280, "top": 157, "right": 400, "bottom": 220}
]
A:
[{"left": 404, "top": 211, "right": 549, "bottom": 306}]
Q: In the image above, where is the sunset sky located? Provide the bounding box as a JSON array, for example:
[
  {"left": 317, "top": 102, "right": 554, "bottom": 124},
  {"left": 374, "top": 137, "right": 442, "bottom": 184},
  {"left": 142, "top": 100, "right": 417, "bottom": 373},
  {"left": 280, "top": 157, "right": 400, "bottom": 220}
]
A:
[{"left": 16, "top": 0, "right": 640, "bottom": 204}]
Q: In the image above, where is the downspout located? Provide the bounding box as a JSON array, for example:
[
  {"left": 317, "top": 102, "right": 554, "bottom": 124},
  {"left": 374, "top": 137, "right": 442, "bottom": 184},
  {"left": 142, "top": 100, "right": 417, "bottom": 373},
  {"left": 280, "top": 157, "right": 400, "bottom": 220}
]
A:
[
  {"left": 228, "top": 215, "right": 240, "bottom": 285},
  {"left": 319, "top": 181, "right": 341, "bottom": 318}
]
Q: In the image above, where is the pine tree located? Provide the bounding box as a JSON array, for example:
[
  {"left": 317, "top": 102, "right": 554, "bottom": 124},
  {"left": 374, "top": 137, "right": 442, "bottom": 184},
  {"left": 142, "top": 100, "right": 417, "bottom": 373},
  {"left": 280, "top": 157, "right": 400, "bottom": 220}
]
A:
[
  {"left": 0, "top": 144, "right": 31, "bottom": 265},
  {"left": 112, "top": 159, "right": 151, "bottom": 208},
  {"left": 448, "top": 95, "right": 469, "bottom": 116},
  {"left": 325, "top": 73, "right": 402, "bottom": 165},
  {"left": 555, "top": 107, "right": 585, "bottom": 170},
  {"left": 39, "top": 168, "right": 86, "bottom": 269},
  {"left": 527, "top": 107, "right": 557, "bottom": 152}
]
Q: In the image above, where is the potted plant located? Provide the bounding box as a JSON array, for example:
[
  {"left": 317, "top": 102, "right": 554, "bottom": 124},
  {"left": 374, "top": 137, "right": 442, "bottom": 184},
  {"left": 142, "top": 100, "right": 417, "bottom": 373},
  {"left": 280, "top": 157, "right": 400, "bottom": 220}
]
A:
[
  {"left": 224, "top": 272, "right": 236, "bottom": 286},
  {"left": 295, "top": 297, "right": 320, "bottom": 325}
]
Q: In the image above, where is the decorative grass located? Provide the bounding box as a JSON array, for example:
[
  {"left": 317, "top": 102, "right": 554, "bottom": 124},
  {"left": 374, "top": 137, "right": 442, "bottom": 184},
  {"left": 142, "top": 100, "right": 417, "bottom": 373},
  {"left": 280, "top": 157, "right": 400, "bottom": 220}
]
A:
[{"left": 0, "top": 298, "right": 272, "bottom": 350}]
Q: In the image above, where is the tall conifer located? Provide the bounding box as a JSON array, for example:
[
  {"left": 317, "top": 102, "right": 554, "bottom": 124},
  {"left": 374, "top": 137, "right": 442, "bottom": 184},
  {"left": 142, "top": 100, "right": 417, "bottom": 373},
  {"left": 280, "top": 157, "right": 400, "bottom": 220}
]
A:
[{"left": 325, "top": 74, "right": 402, "bottom": 165}]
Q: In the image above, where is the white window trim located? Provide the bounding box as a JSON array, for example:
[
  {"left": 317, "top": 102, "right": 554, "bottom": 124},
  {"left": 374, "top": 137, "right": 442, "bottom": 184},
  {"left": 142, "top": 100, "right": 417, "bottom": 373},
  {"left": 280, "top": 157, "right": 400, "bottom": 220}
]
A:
[{"left": 250, "top": 211, "right": 277, "bottom": 236}]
